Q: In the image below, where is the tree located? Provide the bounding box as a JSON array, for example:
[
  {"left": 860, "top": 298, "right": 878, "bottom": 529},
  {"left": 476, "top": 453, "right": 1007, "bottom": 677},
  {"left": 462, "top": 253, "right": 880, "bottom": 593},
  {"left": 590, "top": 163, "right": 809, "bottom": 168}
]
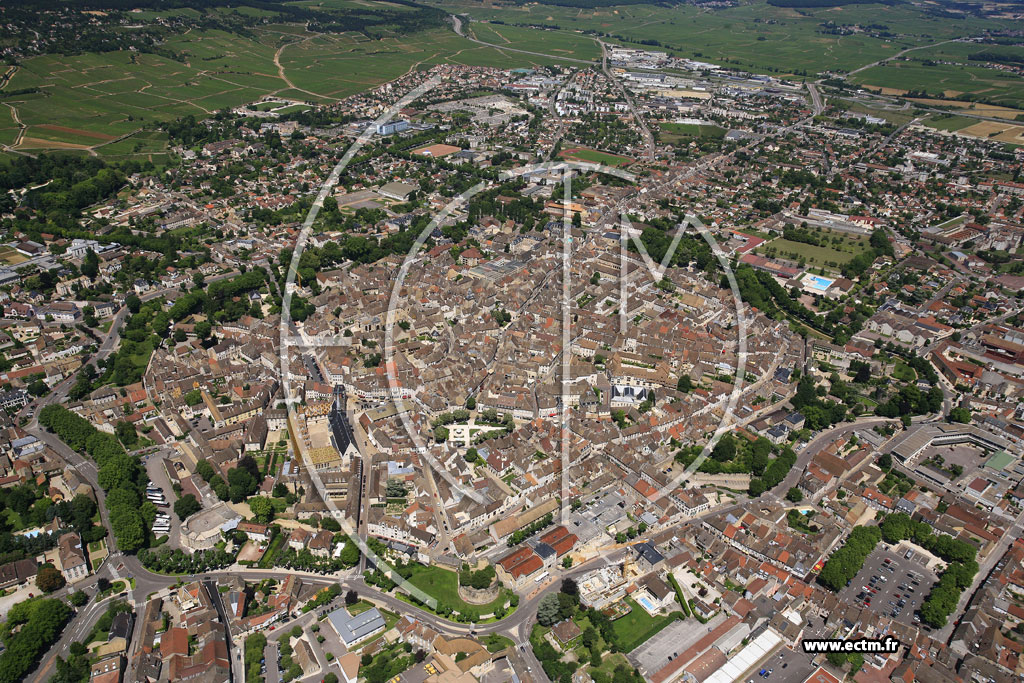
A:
[
  {"left": 67, "top": 494, "right": 97, "bottom": 532},
  {"left": 248, "top": 497, "right": 274, "bottom": 524},
  {"left": 345, "top": 590, "right": 359, "bottom": 606},
  {"left": 537, "top": 593, "right": 561, "bottom": 626},
  {"left": 948, "top": 407, "right": 971, "bottom": 423},
  {"left": 340, "top": 538, "right": 360, "bottom": 566},
  {"left": 69, "top": 590, "right": 89, "bottom": 606},
  {"left": 466, "top": 396, "right": 476, "bottom": 410},
  {"left": 173, "top": 494, "right": 201, "bottom": 521},
  {"left": 711, "top": 433, "right": 736, "bottom": 462},
  {"left": 115, "top": 421, "right": 138, "bottom": 449},
  {"left": 227, "top": 466, "right": 257, "bottom": 502},
  {"left": 37, "top": 565, "right": 66, "bottom": 593},
  {"left": 81, "top": 249, "right": 99, "bottom": 279},
  {"left": 786, "top": 487, "right": 803, "bottom": 503},
  {"left": 677, "top": 374, "right": 693, "bottom": 393},
  {"left": 110, "top": 509, "right": 146, "bottom": 551}
]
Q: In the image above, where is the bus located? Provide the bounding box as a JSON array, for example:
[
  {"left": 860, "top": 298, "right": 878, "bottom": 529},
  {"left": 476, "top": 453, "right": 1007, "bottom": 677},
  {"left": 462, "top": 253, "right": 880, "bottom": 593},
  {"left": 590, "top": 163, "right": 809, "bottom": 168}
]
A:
[{"left": 534, "top": 571, "right": 549, "bottom": 584}]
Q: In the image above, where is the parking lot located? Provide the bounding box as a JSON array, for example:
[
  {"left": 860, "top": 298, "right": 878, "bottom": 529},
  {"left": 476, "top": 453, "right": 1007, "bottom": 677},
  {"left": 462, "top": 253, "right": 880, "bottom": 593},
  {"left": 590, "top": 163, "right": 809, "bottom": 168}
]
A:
[
  {"left": 745, "top": 645, "right": 817, "bottom": 682},
  {"left": 838, "top": 546, "right": 936, "bottom": 628}
]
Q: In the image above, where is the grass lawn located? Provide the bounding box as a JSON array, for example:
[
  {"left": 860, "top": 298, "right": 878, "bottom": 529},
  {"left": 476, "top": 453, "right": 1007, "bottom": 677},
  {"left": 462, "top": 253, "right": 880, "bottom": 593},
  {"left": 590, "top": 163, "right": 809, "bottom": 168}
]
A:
[
  {"left": 611, "top": 598, "right": 682, "bottom": 653},
  {"left": 2, "top": 509, "right": 24, "bottom": 531},
  {"left": 405, "top": 564, "right": 509, "bottom": 616},
  {"left": 893, "top": 362, "right": 917, "bottom": 382},
  {"left": 257, "top": 533, "right": 285, "bottom": 569},
  {"left": 757, "top": 228, "right": 870, "bottom": 268},
  {"left": 659, "top": 122, "right": 726, "bottom": 142},
  {"left": 587, "top": 652, "right": 633, "bottom": 680},
  {"left": 924, "top": 114, "right": 976, "bottom": 132},
  {"left": 483, "top": 633, "right": 514, "bottom": 653},
  {"left": 559, "top": 147, "right": 634, "bottom": 167},
  {"left": 348, "top": 599, "right": 374, "bottom": 615}
]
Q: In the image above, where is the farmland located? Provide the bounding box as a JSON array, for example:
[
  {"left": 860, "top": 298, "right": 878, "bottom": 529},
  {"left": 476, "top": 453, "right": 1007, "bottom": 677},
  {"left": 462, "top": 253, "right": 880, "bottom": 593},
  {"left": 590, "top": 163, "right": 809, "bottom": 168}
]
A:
[
  {"left": 1, "top": 0, "right": 1019, "bottom": 156},
  {"left": 0, "top": 22, "right": 566, "bottom": 157},
  {"left": 849, "top": 61, "right": 1024, "bottom": 109},
  {"left": 910, "top": 98, "right": 1024, "bottom": 123},
  {"left": 467, "top": 22, "right": 600, "bottom": 61},
  {"left": 432, "top": 0, "right": 1017, "bottom": 76}
]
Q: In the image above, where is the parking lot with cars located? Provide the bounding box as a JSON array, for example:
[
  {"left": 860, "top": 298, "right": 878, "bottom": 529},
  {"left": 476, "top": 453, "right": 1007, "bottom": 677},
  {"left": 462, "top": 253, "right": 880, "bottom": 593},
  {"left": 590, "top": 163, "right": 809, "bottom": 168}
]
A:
[{"left": 838, "top": 546, "right": 936, "bottom": 628}]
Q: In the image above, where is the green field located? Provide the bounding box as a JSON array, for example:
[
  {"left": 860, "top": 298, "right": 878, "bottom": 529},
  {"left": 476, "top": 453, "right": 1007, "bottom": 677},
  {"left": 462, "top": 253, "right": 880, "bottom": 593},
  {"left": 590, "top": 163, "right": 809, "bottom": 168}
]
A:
[
  {"left": 434, "top": 0, "right": 1016, "bottom": 76},
  {"left": 659, "top": 122, "right": 727, "bottom": 143},
  {"left": 610, "top": 597, "right": 681, "bottom": 652},
  {"left": 468, "top": 22, "right": 600, "bottom": 61},
  {"left": 849, "top": 60, "right": 1024, "bottom": 108},
  {"left": 0, "top": 23, "right": 568, "bottom": 155},
  {"left": 924, "top": 114, "right": 976, "bottom": 132},
  {"left": 405, "top": 565, "right": 509, "bottom": 616},
  {"left": 758, "top": 228, "right": 870, "bottom": 268},
  {"left": 3, "top": 0, "right": 1017, "bottom": 155},
  {"left": 893, "top": 362, "right": 917, "bottom": 382},
  {"left": 559, "top": 147, "right": 634, "bottom": 167},
  {"left": 587, "top": 653, "right": 634, "bottom": 680}
]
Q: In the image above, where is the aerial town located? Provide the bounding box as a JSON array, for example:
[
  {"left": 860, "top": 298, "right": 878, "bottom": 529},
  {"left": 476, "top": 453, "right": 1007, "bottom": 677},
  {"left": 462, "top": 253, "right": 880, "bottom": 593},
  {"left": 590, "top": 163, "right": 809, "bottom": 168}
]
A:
[{"left": 0, "top": 23, "right": 1022, "bottom": 683}]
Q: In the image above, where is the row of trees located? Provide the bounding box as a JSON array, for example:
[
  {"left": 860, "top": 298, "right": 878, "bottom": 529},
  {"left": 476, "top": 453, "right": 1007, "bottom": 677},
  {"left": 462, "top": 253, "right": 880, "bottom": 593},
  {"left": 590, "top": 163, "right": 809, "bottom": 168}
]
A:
[
  {"left": 39, "top": 405, "right": 150, "bottom": 552},
  {"left": 748, "top": 446, "right": 798, "bottom": 497},
  {"left": 0, "top": 597, "right": 73, "bottom": 683},
  {"left": 878, "top": 513, "right": 979, "bottom": 627},
  {"left": 137, "top": 546, "right": 236, "bottom": 574},
  {"left": 243, "top": 632, "right": 267, "bottom": 683},
  {"left": 818, "top": 525, "right": 882, "bottom": 592},
  {"left": 508, "top": 512, "right": 554, "bottom": 547}
]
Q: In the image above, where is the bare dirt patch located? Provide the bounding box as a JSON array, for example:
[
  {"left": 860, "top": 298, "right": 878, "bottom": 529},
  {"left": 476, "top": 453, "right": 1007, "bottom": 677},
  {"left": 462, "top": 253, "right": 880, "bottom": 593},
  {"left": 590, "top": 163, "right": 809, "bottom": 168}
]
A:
[{"left": 36, "top": 124, "right": 116, "bottom": 141}]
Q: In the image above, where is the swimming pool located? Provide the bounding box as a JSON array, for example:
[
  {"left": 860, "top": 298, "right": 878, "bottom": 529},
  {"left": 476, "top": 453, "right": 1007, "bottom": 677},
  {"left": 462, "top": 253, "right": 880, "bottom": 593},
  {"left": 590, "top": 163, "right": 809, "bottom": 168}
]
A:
[
  {"left": 636, "top": 595, "right": 656, "bottom": 612},
  {"left": 804, "top": 275, "right": 834, "bottom": 292}
]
